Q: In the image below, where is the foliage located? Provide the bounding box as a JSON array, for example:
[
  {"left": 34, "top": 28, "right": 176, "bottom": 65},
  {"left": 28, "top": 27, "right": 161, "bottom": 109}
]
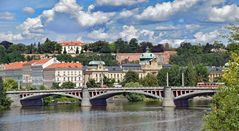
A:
[
  {"left": 140, "top": 74, "right": 158, "bottom": 87},
  {"left": 61, "top": 82, "right": 75, "bottom": 89},
  {"left": 3, "top": 78, "right": 18, "bottom": 91},
  {"left": 157, "top": 65, "right": 182, "bottom": 86},
  {"left": 0, "top": 77, "right": 11, "bottom": 111},
  {"left": 122, "top": 71, "right": 139, "bottom": 86},
  {"left": 170, "top": 42, "right": 229, "bottom": 66},
  {"left": 56, "top": 53, "right": 118, "bottom": 66},
  {"left": 39, "top": 85, "right": 46, "bottom": 90},
  {"left": 124, "top": 82, "right": 145, "bottom": 102},
  {"left": 125, "top": 82, "right": 143, "bottom": 87},
  {"left": 43, "top": 96, "right": 79, "bottom": 106},
  {"left": 195, "top": 64, "right": 209, "bottom": 82},
  {"left": 103, "top": 76, "right": 115, "bottom": 87},
  {"left": 157, "top": 64, "right": 207, "bottom": 86},
  {"left": 184, "top": 64, "right": 197, "bottom": 86},
  {"left": 52, "top": 82, "right": 61, "bottom": 89},
  {"left": 86, "top": 79, "right": 99, "bottom": 88},
  {"left": 203, "top": 26, "right": 239, "bottom": 130}
]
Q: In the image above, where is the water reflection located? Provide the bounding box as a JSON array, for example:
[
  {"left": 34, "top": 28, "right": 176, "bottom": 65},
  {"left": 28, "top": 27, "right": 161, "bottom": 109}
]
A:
[{"left": 0, "top": 99, "right": 209, "bottom": 131}]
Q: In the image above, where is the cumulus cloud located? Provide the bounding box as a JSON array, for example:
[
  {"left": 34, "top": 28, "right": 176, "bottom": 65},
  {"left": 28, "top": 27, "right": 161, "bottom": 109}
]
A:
[
  {"left": 87, "top": 29, "right": 109, "bottom": 40},
  {"left": 23, "top": 7, "right": 35, "bottom": 14},
  {"left": 137, "top": 0, "right": 199, "bottom": 21},
  {"left": 194, "top": 30, "right": 221, "bottom": 43},
  {"left": 208, "top": 4, "right": 239, "bottom": 22},
  {"left": 3, "top": 0, "right": 115, "bottom": 42},
  {"left": 156, "top": 25, "right": 178, "bottom": 30},
  {"left": 96, "top": 0, "right": 147, "bottom": 6},
  {"left": 0, "top": 12, "right": 15, "bottom": 20},
  {"left": 119, "top": 25, "right": 161, "bottom": 42},
  {"left": 160, "top": 39, "right": 188, "bottom": 48},
  {"left": 0, "top": 33, "right": 23, "bottom": 41},
  {"left": 119, "top": 9, "right": 138, "bottom": 18}
]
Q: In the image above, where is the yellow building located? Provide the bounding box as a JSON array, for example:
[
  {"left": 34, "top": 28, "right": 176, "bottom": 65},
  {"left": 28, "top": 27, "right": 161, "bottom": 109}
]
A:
[{"left": 84, "top": 48, "right": 162, "bottom": 86}]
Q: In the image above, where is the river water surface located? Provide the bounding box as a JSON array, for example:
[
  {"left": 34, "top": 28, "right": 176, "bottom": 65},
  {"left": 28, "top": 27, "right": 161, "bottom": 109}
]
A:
[{"left": 0, "top": 99, "right": 210, "bottom": 131}]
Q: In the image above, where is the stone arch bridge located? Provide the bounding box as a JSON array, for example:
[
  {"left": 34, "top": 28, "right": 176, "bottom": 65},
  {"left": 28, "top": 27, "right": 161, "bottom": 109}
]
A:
[{"left": 6, "top": 87, "right": 217, "bottom": 107}]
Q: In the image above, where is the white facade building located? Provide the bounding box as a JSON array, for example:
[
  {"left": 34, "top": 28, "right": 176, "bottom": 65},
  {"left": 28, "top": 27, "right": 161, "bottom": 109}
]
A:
[
  {"left": 61, "top": 41, "right": 83, "bottom": 54},
  {"left": 43, "top": 62, "right": 84, "bottom": 88}
]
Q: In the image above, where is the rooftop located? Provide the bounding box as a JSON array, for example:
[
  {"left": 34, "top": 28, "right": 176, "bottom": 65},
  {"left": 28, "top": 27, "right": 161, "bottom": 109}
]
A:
[
  {"left": 46, "top": 62, "right": 83, "bottom": 69},
  {"left": 61, "top": 41, "right": 83, "bottom": 46},
  {"left": 24, "top": 59, "right": 51, "bottom": 65},
  {"left": 3, "top": 61, "right": 28, "bottom": 70}
]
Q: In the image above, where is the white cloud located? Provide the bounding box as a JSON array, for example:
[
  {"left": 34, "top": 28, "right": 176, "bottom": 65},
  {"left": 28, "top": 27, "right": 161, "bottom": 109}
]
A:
[
  {"left": 159, "top": 39, "right": 189, "bottom": 48},
  {"left": 0, "top": 12, "right": 15, "bottom": 20},
  {"left": 120, "top": 25, "right": 139, "bottom": 41},
  {"left": 156, "top": 25, "right": 178, "bottom": 30},
  {"left": 0, "top": 33, "right": 23, "bottom": 41},
  {"left": 194, "top": 30, "right": 221, "bottom": 43},
  {"left": 119, "top": 8, "right": 138, "bottom": 18},
  {"left": 208, "top": 4, "right": 239, "bottom": 22},
  {"left": 137, "top": 0, "right": 199, "bottom": 21},
  {"left": 23, "top": 7, "right": 35, "bottom": 14},
  {"left": 96, "top": 0, "right": 147, "bottom": 6},
  {"left": 185, "top": 24, "right": 200, "bottom": 30},
  {"left": 3, "top": 0, "right": 115, "bottom": 42},
  {"left": 88, "top": 4, "right": 95, "bottom": 12},
  {"left": 119, "top": 25, "right": 161, "bottom": 42},
  {"left": 87, "top": 29, "right": 109, "bottom": 40}
]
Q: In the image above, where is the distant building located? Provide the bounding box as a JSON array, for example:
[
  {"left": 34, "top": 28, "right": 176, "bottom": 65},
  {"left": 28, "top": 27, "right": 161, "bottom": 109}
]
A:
[
  {"left": 85, "top": 49, "right": 162, "bottom": 86},
  {"left": 22, "top": 58, "right": 59, "bottom": 87},
  {"left": 61, "top": 41, "right": 83, "bottom": 54},
  {"left": 208, "top": 66, "right": 223, "bottom": 82},
  {"left": 0, "top": 61, "right": 28, "bottom": 88},
  {"left": 43, "top": 62, "right": 84, "bottom": 88}
]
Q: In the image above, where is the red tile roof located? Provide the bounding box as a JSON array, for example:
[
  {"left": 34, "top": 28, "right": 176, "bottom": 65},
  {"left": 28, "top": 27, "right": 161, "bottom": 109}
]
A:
[
  {"left": 46, "top": 62, "right": 83, "bottom": 69},
  {"left": 61, "top": 41, "right": 83, "bottom": 46},
  {"left": 4, "top": 61, "right": 28, "bottom": 70},
  {"left": 24, "top": 59, "right": 51, "bottom": 65}
]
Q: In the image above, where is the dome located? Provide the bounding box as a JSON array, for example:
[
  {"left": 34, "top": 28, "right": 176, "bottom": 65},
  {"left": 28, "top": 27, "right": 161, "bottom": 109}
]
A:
[
  {"left": 89, "top": 61, "right": 105, "bottom": 66},
  {"left": 140, "top": 47, "right": 156, "bottom": 60}
]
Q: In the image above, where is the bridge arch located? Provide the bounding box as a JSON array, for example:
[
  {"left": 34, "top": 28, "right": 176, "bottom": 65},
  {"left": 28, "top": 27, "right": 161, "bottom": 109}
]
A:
[
  {"left": 90, "top": 90, "right": 163, "bottom": 101},
  {"left": 20, "top": 92, "right": 82, "bottom": 101},
  {"left": 174, "top": 90, "right": 215, "bottom": 101}
]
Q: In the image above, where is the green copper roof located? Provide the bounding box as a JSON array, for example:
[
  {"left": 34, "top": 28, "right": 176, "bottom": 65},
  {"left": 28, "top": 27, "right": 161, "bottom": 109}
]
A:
[
  {"left": 140, "top": 47, "right": 155, "bottom": 60},
  {"left": 89, "top": 61, "right": 105, "bottom": 65}
]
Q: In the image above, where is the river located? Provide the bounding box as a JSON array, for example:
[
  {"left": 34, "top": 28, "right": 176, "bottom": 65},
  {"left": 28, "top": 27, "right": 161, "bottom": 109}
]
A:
[{"left": 0, "top": 98, "right": 211, "bottom": 131}]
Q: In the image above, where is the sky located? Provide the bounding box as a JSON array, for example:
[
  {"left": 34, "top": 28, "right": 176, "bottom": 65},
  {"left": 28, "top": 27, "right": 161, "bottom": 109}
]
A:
[{"left": 0, "top": 0, "right": 239, "bottom": 47}]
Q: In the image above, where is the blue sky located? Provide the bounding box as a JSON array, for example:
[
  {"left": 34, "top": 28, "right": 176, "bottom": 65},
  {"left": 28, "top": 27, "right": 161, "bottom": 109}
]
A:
[{"left": 0, "top": 0, "right": 239, "bottom": 46}]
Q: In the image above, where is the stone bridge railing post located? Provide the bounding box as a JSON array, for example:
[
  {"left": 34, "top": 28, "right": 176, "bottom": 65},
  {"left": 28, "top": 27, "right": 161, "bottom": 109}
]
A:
[
  {"left": 162, "top": 86, "right": 176, "bottom": 107},
  {"left": 81, "top": 87, "right": 92, "bottom": 107}
]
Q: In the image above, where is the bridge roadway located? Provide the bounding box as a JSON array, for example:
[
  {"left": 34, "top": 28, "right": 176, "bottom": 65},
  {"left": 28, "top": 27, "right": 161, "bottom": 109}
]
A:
[{"left": 6, "top": 86, "right": 217, "bottom": 107}]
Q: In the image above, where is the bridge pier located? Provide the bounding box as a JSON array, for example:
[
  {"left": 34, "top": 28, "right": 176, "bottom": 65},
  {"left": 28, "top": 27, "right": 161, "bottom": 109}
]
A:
[
  {"left": 162, "top": 87, "right": 176, "bottom": 107},
  {"left": 7, "top": 93, "right": 22, "bottom": 107},
  {"left": 81, "top": 88, "right": 92, "bottom": 107}
]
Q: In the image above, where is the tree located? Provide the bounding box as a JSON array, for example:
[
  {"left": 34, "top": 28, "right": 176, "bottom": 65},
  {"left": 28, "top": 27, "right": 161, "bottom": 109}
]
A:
[
  {"left": 3, "top": 78, "right": 18, "bottom": 91},
  {"left": 61, "top": 82, "right": 75, "bottom": 89},
  {"left": 124, "top": 82, "right": 145, "bottom": 102},
  {"left": 129, "top": 38, "right": 138, "bottom": 53},
  {"left": 52, "top": 82, "right": 61, "bottom": 89},
  {"left": 103, "top": 76, "right": 115, "bottom": 87},
  {"left": 203, "top": 53, "right": 239, "bottom": 130},
  {"left": 86, "top": 79, "right": 99, "bottom": 88},
  {"left": 76, "top": 47, "right": 79, "bottom": 54},
  {"left": 140, "top": 74, "right": 158, "bottom": 87},
  {"left": 203, "top": 26, "right": 239, "bottom": 130},
  {"left": 0, "top": 77, "right": 11, "bottom": 110},
  {"left": 195, "top": 64, "right": 209, "bottom": 82},
  {"left": 184, "top": 64, "right": 197, "bottom": 86},
  {"left": 122, "top": 71, "right": 139, "bottom": 86}
]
